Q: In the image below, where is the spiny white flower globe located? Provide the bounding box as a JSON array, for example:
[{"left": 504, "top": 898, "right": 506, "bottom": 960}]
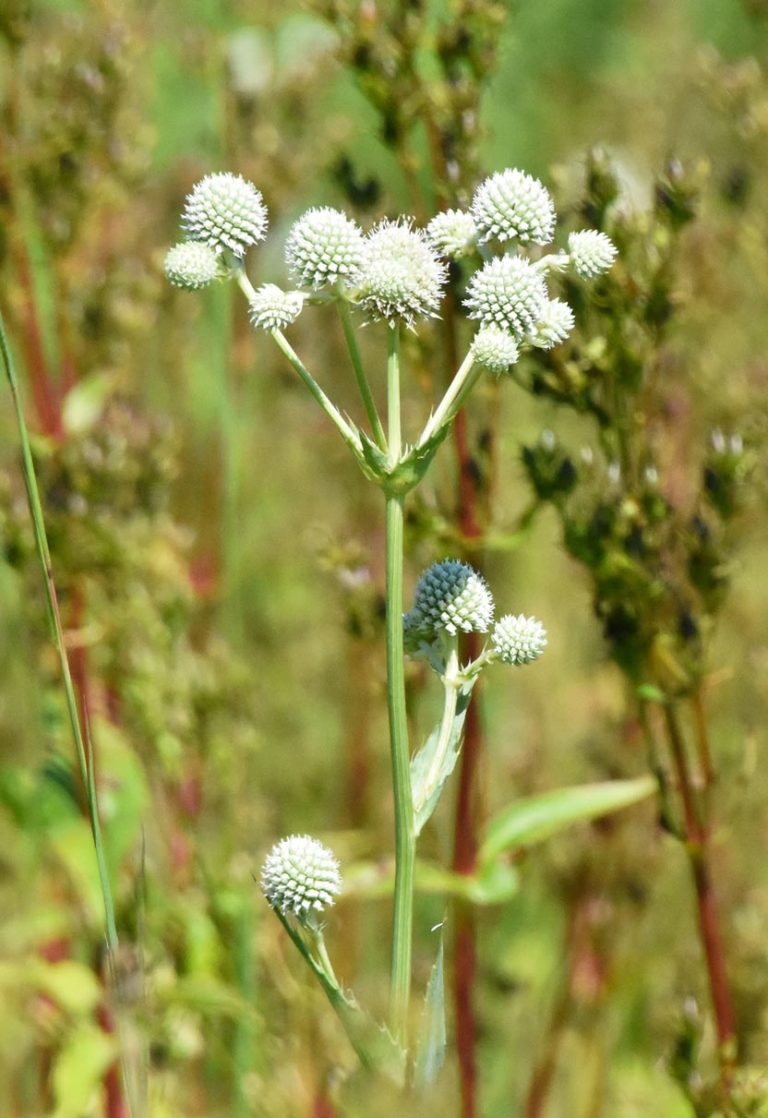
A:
[
  {"left": 164, "top": 242, "right": 222, "bottom": 289},
  {"left": 285, "top": 207, "right": 367, "bottom": 289},
  {"left": 568, "top": 230, "right": 617, "bottom": 278},
  {"left": 410, "top": 559, "right": 494, "bottom": 636},
  {"left": 261, "top": 834, "right": 342, "bottom": 922},
  {"left": 464, "top": 255, "right": 548, "bottom": 340},
  {"left": 529, "top": 298, "right": 575, "bottom": 349},
  {"left": 249, "top": 284, "right": 304, "bottom": 331},
  {"left": 182, "top": 172, "right": 268, "bottom": 257},
  {"left": 471, "top": 169, "right": 556, "bottom": 246},
  {"left": 491, "top": 614, "right": 547, "bottom": 665},
  {"left": 426, "top": 209, "right": 478, "bottom": 259},
  {"left": 471, "top": 326, "right": 520, "bottom": 373},
  {"left": 358, "top": 219, "right": 447, "bottom": 327}
]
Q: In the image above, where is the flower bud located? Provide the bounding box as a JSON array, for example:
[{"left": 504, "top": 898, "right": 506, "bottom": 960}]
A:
[
  {"left": 260, "top": 835, "right": 342, "bottom": 922},
  {"left": 464, "top": 255, "right": 548, "bottom": 339},
  {"left": 358, "top": 219, "right": 447, "bottom": 327},
  {"left": 471, "top": 326, "right": 520, "bottom": 373},
  {"left": 408, "top": 559, "right": 494, "bottom": 637},
  {"left": 249, "top": 284, "right": 304, "bottom": 331},
  {"left": 285, "top": 207, "right": 366, "bottom": 289},
  {"left": 491, "top": 614, "right": 547, "bottom": 665},
  {"left": 164, "top": 242, "right": 222, "bottom": 289},
  {"left": 182, "top": 172, "right": 268, "bottom": 257},
  {"left": 472, "top": 169, "right": 556, "bottom": 246},
  {"left": 529, "top": 298, "right": 575, "bottom": 349},
  {"left": 426, "top": 209, "right": 478, "bottom": 259},
  {"left": 567, "top": 230, "right": 617, "bottom": 278}
]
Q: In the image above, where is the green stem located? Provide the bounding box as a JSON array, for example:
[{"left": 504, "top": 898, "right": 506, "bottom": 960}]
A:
[
  {"left": 418, "top": 350, "right": 479, "bottom": 446},
  {"left": 0, "top": 310, "right": 120, "bottom": 956},
  {"left": 385, "top": 325, "right": 415, "bottom": 1049},
  {"left": 338, "top": 299, "right": 387, "bottom": 450}
]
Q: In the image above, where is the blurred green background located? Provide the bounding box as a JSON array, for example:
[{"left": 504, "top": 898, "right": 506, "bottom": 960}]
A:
[{"left": 1, "top": 0, "right": 767, "bottom": 1115}]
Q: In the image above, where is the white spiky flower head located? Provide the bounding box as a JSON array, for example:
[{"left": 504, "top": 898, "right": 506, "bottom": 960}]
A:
[
  {"left": 408, "top": 559, "right": 494, "bottom": 636},
  {"left": 358, "top": 219, "right": 447, "bottom": 327},
  {"left": 491, "top": 614, "right": 547, "bottom": 665},
  {"left": 568, "top": 230, "right": 617, "bottom": 278},
  {"left": 529, "top": 298, "right": 575, "bottom": 349},
  {"left": 260, "top": 835, "right": 342, "bottom": 924},
  {"left": 426, "top": 209, "right": 478, "bottom": 259},
  {"left": 472, "top": 169, "right": 556, "bottom": 246},
  {"left": 182, "top": 172, "right": 268, "bottom": 257},
  {"left": 164, "top": 242, "right": 223, "bottom": 289},
  {"left": 285, "top": 207, "right": 367, "bottom": 289},
  {"left": 464, "top": 255, "right": 548, "bottom": 339},
  {"left": 471, "top": 326, "right": 520, "bottom": 373},
  {"left": 249, "top": 284, "right": 305, "bottom": 331}
]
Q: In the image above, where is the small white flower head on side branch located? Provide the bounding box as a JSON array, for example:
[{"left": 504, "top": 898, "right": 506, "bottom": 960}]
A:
[
  {"left": 491, "top": 614, "right": 547, "bottom": 665},
  {"left": 405, "top": 559, "right": 494, "bottom": 640},
  {"left": 249, "top": 284, "right": 305, "bottom": 331},
  {"left": 471, "top": 169, "right": 556, "bottom": 246},
  {"left": 164, "top": 242, "right": 223, "bottom": 290},
  {"left": 357, "top": 219, "right": 447, "bottom": 328},
  {"left": 182, "top": 172, "right": 268, "bottom": 257},
  {"left": 464, "top": 255, "right": 549, "bottom": 340},
  {"left": 567, "top": 230, "right": 617, "bottom": 278},
  {"left": 529, "top": 298, "right": 575, "bottom": 350},
  {"left": 426, "top": 209, "right": 479, "bottom": 259},
  {"left": 471, "top": 326, "right": 520, "bottom": 373},
  {"left": 285, "top": 207, "right": 367, "bottom": 290},
  {"left": 260, "top": 835, "right": 342, "bottom": 926}
]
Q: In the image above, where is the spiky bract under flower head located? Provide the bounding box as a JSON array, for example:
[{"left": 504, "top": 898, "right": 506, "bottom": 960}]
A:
[
  {"left": 409, "top": 559, "right": 494, "bottom": 636},
  {"left": 529, "top": 298, "right": 575, "bottom": 349},
  {"left": 471, "top": 169, "right": 556, "bottom": 246},
  {"left": 568, "top": 230, "right": 617, "bottom": 278},
  {"left": 464, "top": 255, "right": 548, "bottom": 339},
  {"left": 285, "top": 207, "right": 366, "bottom": 289},
  {"left": 182, "top": 172, "right": 268, "bottom": 257},
  {"left": 471, "top": 326, "right": 520, "bottom": 373},
  {"left": 492, "top": 614, "right": 547, "bottom": 665},
  {"left": 358, "top": 219, "right": 447, "bottom": 327},
  {"left": 426, "top": 209, "right": 478, "bottom": 259},
  {"left": 260, "top": 835, "right": 341, "bottom": 923},
  {"left": 164, "top": 242, "right": 222, "bottom": 289},
  {"left": 249, "top": 284, "right": 304, "bottom": 331}
]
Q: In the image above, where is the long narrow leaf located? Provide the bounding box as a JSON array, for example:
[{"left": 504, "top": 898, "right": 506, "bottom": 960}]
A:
[{"left": 413, "top": 929, "right": 446, "bottom": 1090}]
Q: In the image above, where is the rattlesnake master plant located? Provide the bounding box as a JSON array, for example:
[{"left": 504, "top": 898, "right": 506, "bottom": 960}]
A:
[{"left": 162, "top": 166, "right": 617, "bottom": 1076}]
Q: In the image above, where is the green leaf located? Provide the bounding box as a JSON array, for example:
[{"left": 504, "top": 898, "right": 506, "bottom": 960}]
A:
[
  {"left": 411, "top": 680, "right": 475, "bottom": 836},
  {"left": 61, "top": 372, "right": 116, "bottom": 436},
  {"left": 413, "top": 929, "right": 446, "bottom": 1091},
  {"left": 479, "top": 776, "right": 656, "bottom": 869},
  {"left": 386, "top": 427, "right": 450, "bottom": 494},
  {"left": 51, "top": 1023, "right": 116, "bottom": 1118},
  {"left": 34, "top": 960, "right": 102, "bottom": 1015},
  {"left": 636, "top": 682, "right": 667, "bottom": 703}
]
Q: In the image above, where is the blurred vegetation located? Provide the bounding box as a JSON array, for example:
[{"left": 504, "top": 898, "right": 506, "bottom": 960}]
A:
[{"left": 1, "top": 0, "right": 768, "bottom": 1115}]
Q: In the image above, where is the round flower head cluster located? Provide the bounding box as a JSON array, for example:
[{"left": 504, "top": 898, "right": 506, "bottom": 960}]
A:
[
  {"left": 529, "top": 298, "right": 575, "bottom": 350},
  {"left": 568, "top": 230, "right": 617, "bottom": 278},
  {"left": 164, "top": 242, "right": 222, "bottom": 290},
  {"left": 249, "top": 284, "right": 304, "bottom": 331},
  {"left": 471, "top": 169, "right": 556, "bottom": 246},
  {"left": 407, "top": 559, "right": 494, "bottom": 637},
  {"left": 426, "top": 209, "right": 478, "bottom": 259},
  {"left": 285, "top": 207, "right": 367, "bottom": 289},
  {"left": 260, "top": 835, "right": 342, "bottom": 923},
  {"left": 358, "top": 219, "right": 447, "bottom": 327},
  {"left": 464, "top": 255, "right": 548, "bottom": 340},
  {"left": 471, "top": 325, "right": 520, "bottom": 373},
  {"left": 491, "top": 614, "right": 547, "bottom": 665},
  {"left": 182, "top": 172, "right": 268, "bottom": 257}
]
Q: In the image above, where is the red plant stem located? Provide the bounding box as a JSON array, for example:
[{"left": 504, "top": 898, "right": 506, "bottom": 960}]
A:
[
  {"left": 7, "top": 243, "right": 63, "bottom": 439},
  {"left": 97, "top": 1006, "right": 129, "bottom": 1118},
  {"left": 663, "top": 703, "right": 736, "bottom": 1090}
]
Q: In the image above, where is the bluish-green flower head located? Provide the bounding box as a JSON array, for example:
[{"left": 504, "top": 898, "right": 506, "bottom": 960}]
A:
[
  {"left": 408, "top": 559, "right": 494, "bottom": 637},
  {"left": 568, "top": 230, "right": 617, "bottom": 278},
  {"left": 182, "top": 172, "right": 268, "bottom": 257},
  {"left": 164, "top": 242, "right": 222, "bottom": 290},
  {"left": 464, "top": 255, "right": 548, "bottom": 339},
  {"left": 471, "top": 326, "right": 520, "bottom": 373},
  {"left": 285, "top": 207, "right": 367, "bottom": 289},
  {"left": 529, "top": 298, "right": 575, "bottom": 349},
  {"left": 358, "top": 219, "right": 447, "bottom": 328},
  {"left": 249, "top": 284, "right": 304, "bottom": 331},
  {"left": 260, "top": 835, "right": 341, "bottom": 923},
  {"left": 472, "top": 169, "right": 556, "bottom": 246},
  {"left": 426, "top": 208, "right": 478, "bottom": 259},
  {"left": 491, "top": 614, "right": 547, "bottom": 665}
]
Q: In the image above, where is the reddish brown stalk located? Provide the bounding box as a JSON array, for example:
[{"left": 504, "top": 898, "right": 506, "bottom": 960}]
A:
[
  {"left": 97, "top": 1005, "right": 129, "bottom": 1118},
  {"left": 6, "top": 245, "right": 63, "bottom": 439},
  {"left": 663, "top": 703, "right": 736, "bottom": 1092}
]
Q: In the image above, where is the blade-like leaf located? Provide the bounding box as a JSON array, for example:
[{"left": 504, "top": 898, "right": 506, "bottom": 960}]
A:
[
  {"left": 413, "top": 929, "right": 446, "bottom": 1090},
  {"left": 479, "top": 776, "right": 656, "bottom": 869},
  {"left": 411, "top": 680, "right": 475, "bottom": 836}
]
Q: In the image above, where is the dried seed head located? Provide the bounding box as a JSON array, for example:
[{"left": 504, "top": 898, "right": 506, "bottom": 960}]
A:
[
  {"left": 182, "top": 172, "right": 268, "bottom": 257},
  {"left": 471, "top": 169, "right": 556, "bottom": 246}
]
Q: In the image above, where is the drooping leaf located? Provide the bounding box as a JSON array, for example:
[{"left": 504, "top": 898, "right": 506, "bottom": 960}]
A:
[
  {"left": 479, "top": 776, "right": 656, "bottom": 869},
  {"left": 413, "top": 928, "right": 446, "bottom": 1091},
  {"left": 411, "top": 680, "right": 475, "bottom": 836}
]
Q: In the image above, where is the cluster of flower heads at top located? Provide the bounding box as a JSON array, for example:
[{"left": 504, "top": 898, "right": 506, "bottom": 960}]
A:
[
  {"left": 164, "top": 169, "right": 617, "bottom": 369},
  {"left": 403, "top": 558, "right": 547, "bottom": 675}
]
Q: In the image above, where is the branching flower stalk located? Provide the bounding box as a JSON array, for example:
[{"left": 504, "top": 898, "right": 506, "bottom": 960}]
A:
[{"left": 163, "top": 169, "right": 616, "bottom": 1072}]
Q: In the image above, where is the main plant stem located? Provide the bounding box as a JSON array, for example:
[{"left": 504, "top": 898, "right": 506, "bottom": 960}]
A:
[{"left": 385, "top": 325, "right": 415, "bottom": 1049}]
